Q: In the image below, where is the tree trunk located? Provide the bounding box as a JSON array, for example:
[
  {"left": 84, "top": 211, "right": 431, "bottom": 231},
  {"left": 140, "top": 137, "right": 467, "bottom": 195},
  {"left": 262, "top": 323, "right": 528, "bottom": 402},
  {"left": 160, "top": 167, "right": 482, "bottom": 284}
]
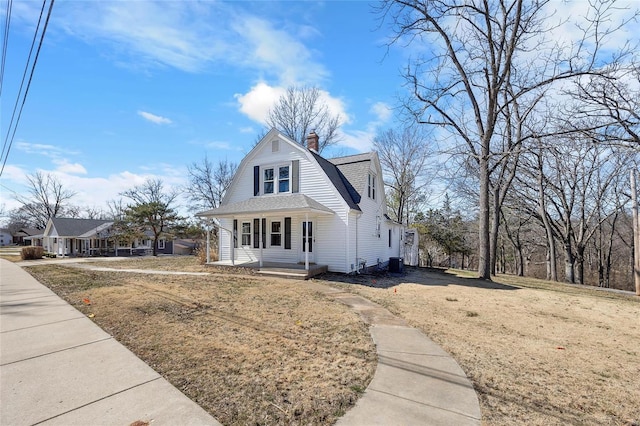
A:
[
  {"left": 631, "top": 170, "right": 640, "bottom": 296},
  {"left": 564, "top": 242, "right": 575, "bottom": 284},
  {"left": 490, "top": 187, "right": 500, "bottom": 275},
  {"left": 478, "top": 152, "right": 491, "bottom": 280},
  {"left": 575, "top": 246, "right": 585, "bottom": 285}
]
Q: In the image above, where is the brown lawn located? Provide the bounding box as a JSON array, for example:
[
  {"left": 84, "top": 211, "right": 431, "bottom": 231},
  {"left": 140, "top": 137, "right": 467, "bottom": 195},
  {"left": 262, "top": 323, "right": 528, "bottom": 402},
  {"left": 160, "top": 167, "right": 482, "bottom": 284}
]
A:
[
  {"left": 23, "top": 256, "right": 640, "bottom": 425},
  {"left": 320, "top": 268, "right": 640, "bottom": 426},
  {"left": 25, "top": 259, "right": 376, "bottom": 426}
]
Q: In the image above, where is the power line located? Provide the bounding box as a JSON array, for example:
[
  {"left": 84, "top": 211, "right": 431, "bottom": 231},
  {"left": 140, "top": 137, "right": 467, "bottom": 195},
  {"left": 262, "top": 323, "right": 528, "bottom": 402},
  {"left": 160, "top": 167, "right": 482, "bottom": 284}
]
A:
[
  {"left": 0, "top": 0, "right": 13, "bottom": 97},
  {"left": 0, "top": 0, "right": 54, "bottom": 178},
  {"left": 0, "top": 0, "right": 43, "bottom": 168}
]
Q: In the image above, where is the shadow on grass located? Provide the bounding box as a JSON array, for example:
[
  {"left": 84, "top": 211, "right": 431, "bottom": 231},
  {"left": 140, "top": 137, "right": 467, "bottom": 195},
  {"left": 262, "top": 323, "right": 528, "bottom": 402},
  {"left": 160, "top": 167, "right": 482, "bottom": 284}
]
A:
[{"left": 319, "top": 266, "right": 520, "bottom": 291}]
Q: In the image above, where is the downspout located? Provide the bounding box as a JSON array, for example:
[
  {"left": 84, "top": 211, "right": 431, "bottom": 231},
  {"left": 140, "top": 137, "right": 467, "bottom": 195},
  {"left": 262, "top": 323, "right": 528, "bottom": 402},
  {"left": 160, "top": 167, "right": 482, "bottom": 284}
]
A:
[{"left": 345, "top": 212, "right": 350, "bottom": 273}]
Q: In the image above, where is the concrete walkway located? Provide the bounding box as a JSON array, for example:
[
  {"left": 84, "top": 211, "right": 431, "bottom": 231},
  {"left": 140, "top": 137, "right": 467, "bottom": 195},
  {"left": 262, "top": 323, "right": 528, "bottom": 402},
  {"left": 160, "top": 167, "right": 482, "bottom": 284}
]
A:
[
  {"left": 306, "top": 282, "right": 482, "bottom": 426},
  {"left": 2, "top": 257, "right": 481, "bottom": 425},
  {"left": 0, "top": 259, "right": 219, "bottom": 426}
]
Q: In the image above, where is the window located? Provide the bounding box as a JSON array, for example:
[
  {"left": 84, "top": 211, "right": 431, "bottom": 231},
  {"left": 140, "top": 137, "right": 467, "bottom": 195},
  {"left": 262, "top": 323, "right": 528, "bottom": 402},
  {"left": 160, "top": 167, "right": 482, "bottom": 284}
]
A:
[
  {"left": 271, "top": 221, "right": 282, "bottom": 246},
  {"left": 368, "top": 173, "right": 376, "bottom": 200},
  {"left": 264, "top": 168, "right": 274, "bottom": 194},
  {"left": 241, "top": 222, "right": 251, "bottom": 246},
  {"left": 279, "top": 166, "right": 290, "bottom": 192},
  {"left": 158, "top": 239, "right": 165, "bottom": 249},
  {"left": 263, "top": 164, "right": 290, "bottom": 195}
]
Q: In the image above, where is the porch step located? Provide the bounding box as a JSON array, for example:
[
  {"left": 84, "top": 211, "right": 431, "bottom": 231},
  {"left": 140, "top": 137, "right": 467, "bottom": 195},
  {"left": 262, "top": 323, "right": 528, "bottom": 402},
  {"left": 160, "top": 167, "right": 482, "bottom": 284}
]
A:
[{"left": 257, "top": 265, "right": 328, "bottom": 280}]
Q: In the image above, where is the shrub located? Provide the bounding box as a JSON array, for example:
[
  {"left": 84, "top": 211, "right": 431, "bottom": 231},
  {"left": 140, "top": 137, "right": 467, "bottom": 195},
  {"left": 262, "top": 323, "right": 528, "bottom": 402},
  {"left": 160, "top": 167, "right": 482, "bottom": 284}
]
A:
[
  {"left": 21, "top": 246, "right": 44, "bottom": 260},
  {"left": 195, "top": 246, "right": 218, "bottom": 265}
]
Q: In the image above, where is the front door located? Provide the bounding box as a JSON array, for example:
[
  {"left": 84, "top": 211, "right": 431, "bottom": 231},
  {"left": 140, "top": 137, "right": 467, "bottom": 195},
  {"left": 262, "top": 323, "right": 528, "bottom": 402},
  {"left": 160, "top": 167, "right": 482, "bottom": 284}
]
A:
[{"left": 301, "top": 220, "right": 314, "bottom": 263}]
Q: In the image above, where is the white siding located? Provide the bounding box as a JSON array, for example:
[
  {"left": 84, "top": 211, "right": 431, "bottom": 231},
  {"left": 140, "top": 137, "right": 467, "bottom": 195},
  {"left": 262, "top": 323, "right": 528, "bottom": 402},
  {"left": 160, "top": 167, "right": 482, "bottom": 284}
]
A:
[{"left": 212, "top": 131, "right": 399, "bottom": 274}]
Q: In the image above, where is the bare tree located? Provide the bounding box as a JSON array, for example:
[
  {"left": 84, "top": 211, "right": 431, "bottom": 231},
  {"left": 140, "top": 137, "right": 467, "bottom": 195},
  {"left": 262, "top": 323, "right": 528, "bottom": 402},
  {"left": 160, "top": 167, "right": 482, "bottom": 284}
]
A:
[
  {"left": 186, "top": 156, "right": 237, "bottom": 212},
  {"left": 120, "top": 179, "right": 181, "bottom": 256},
  {"left": 378, "top": 0, "right": 630, "bottom": 279},
  {"left": 374, "top": 125, "right": 432, "bottom": 225},
  {"left": 266, "top": 86, "right": 343, "bottom": 152},
  {"left": 13, "top": 171, "right": 77, "bottom": 228}
]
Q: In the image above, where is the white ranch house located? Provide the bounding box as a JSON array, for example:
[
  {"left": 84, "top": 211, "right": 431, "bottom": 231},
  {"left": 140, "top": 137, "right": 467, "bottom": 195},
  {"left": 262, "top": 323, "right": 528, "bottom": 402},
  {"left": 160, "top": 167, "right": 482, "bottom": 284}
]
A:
[{"left": 197, "top": 129, "right": 404, "bottom": 277}]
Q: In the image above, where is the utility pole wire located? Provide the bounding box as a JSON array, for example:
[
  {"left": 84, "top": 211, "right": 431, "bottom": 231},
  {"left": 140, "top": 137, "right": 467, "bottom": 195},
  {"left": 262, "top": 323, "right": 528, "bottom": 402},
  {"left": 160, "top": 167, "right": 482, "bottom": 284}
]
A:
[
  {"left": 0, "top": 0, "right": 13, "bottom": 97},
  {"left": 0, "top": 0, "right": 54, "bottom": 177}
]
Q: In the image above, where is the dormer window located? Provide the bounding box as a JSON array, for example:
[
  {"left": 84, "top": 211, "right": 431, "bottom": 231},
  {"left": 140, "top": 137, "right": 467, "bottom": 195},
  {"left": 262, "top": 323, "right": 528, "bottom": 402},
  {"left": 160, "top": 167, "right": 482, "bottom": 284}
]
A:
[
  {"left": 368, "top": 173, "right": 376, "bottom": 200},
  {"left": 264, "top": 168, "right": 274, "bottom": 194},
  {"left": 263, "top": 165, "right": 290, "bottom": 195},
  {"left": 279, "top": 166, "right": 290, "bottom": 192}
]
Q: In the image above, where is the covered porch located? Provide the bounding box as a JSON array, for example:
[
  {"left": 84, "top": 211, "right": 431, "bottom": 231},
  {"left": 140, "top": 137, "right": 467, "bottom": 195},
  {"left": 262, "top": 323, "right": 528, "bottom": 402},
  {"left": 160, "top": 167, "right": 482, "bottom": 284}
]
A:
[
  {"left": 197, "top": 194, "right": 336, "bottom": 275},
  {"left": 208, "top": 260, "right": 328, "bottom": 279}
]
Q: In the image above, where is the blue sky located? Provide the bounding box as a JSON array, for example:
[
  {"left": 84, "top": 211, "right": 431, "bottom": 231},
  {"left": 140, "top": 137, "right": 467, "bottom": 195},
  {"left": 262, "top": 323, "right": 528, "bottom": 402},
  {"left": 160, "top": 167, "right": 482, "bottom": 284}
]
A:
[
  {"left": 1, "top": 1, "right": 406, "bottom": 215},
  {"left": 1, "top": 1, "right": 637, "bottom": 220}
]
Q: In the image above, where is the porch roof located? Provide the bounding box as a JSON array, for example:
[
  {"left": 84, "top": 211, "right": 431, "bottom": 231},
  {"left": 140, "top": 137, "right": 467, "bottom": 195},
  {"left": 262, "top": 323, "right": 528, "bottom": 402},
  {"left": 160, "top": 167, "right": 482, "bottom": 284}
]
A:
[{"left": 196, "top": 194, "right": 335, "bottom": 218}]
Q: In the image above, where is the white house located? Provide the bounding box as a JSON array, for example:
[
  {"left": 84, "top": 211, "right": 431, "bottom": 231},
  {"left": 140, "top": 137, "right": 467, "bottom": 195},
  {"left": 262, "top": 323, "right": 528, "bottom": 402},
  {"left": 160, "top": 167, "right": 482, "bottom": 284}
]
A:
[
  {"left": 40, "top": 217, "right": 176, "bottom": 257},
  {"left": 196, "top": 128, "right": 404, "bottom": 275}
]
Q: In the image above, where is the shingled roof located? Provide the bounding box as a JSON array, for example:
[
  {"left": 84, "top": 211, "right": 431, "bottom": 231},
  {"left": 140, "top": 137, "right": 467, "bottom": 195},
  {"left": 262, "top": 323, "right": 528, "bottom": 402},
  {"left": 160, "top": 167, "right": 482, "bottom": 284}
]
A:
[
  {"left": 50, "top": 218, "right": 113, "bottom": 237},
  {"left": 197, "top": 193, "right": 335, "bottom": 217},
  {"left": 310, "top": 152, "right": 363, "bottom": 211},
  {"left": 326, "top": 152, "right": 376, "bottom": 207}
]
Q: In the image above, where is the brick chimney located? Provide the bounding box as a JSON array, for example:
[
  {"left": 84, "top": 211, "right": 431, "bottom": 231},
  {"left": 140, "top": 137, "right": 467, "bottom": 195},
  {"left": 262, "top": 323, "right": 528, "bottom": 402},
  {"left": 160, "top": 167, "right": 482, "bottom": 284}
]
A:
[{"left": 306, "top": 130, "right": 319, "bottom": 153}]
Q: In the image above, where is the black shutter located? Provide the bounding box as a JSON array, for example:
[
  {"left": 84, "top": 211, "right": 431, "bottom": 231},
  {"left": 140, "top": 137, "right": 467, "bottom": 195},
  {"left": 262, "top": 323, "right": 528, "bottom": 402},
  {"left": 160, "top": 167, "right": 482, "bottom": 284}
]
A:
[
  {"left": 262, "top": 218, "right": 266, "bottom": 248},
  {"left": 253, "top": 218, "right": 259, "bottom": 248},
  {"left": 389, "top": 229, "right": 392, "bottom": 248},
  {"left": 292, "top": 160, "right": 299, "bottom": 193},
  {"left": 284, "top": 217, "right": 291, "bottom": 249},
  {"left": 254, "top": 166, "right": 260, "bottom": 196},
  {"left": 233, "top": 220, "right": 238, "bottom": 248}
]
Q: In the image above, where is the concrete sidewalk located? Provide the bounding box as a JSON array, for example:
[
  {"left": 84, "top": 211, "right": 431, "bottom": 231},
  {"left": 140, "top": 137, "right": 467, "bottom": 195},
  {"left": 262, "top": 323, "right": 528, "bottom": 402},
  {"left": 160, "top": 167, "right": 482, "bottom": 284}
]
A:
[
  {"left": 0, "top": 259, "right": 219, "bottom": 426},
  {"left": 307, "top": 282, "right": 482, "bottom": 426}
]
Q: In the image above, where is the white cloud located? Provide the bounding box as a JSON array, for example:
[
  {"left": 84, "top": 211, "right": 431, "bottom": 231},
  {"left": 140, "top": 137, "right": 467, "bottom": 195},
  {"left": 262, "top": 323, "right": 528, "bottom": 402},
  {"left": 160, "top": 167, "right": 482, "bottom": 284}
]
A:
[
  {"left": 31, "top": 1, "right": 329, "bottom": 82},
  {"left": 339, "top": 129, "right": 376, "bottom": 152},
  {"left": 239, "top": 126, "right": 255, "bottom": 134},
  {"left": 52, "top": 159, "right": 87, "bottom": 175},
  {"left": 137, "top": 111, "right": 172, "bottom": 125},
  {"left": 235, "top": 82, "right": 285, "bottom": 124},
  {"left": 231, "top": 16, "right": 327, "bottom": 86},
  {"left": 370, "top": 102, "right": 392, "bottom": 123},
  {"left": 16, "top": 142, "right": 79, "bottom": 158},
  {"left": 235, "top": 82, "right": 350, "bottom": 127}
]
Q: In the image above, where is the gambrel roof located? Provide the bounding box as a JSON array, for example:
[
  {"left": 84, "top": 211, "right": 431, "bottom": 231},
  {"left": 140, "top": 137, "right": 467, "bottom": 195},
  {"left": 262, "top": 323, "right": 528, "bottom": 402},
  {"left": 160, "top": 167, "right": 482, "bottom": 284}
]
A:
[
  {"left": 198, "top": 129, "right": 384, "bottom": 219},
  {"left": 310, "top": 152, "right": 361, "bottom": 211}
]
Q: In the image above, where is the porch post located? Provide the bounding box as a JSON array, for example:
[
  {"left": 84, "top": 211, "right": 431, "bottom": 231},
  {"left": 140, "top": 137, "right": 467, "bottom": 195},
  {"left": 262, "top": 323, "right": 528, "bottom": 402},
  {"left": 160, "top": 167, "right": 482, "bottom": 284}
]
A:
[
  {"left": 206, "top": 225, "right": 211, "bottom": 264},
  {"left": 259, "top": 215, "right": 263, "bottom": 268},
  {"left": 231, "top": 217, "right": 235, "bottom": 266},
  {"left": 305, "top": 212, "right": 309, "bottom": 271}
]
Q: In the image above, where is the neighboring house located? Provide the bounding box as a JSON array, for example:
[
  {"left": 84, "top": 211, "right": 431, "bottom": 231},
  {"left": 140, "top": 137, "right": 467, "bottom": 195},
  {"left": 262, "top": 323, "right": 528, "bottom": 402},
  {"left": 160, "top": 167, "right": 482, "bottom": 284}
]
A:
[
  {"left": 42, "top": 218, "right": 114, "bottom": 256},
  {"left": 196, "top": 128, "right": 404, "bottom": 274},
  {"left": 0, "top": 228, "right": 12, "bottom": 246},
  {"left": 13, "top": 228, "right": 42, "bottom": 245},
  {"left": 41, "top": 217, "right": 175, "bottom": 257}
]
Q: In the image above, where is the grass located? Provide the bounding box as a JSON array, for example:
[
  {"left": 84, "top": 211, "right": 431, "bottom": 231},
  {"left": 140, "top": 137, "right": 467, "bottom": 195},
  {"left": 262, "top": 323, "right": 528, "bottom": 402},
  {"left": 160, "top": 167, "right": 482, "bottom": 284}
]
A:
[
  {"left": 22, "top": 256, "right": 640, "bottom": 425},
  {"left": 25, "top": 259, "right": 376, "bottom": 426},
  {"left": 321, "top": 268, "right": 640, "bottom": 425}
]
